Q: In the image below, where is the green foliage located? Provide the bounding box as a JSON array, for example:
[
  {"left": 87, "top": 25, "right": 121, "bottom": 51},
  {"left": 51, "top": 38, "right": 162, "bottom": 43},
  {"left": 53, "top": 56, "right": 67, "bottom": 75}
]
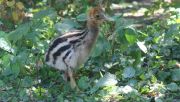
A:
[
  {"left": 171, "top": 69, "right": 180, "bottom": 81},
  {"left": 122, "top": 67, "right": 136, "bottom": 78},
  {"left": 8, "top": 22, "right": 31, "bottom": 43},
  {"left": 0, "top": 0, "right": 180, "bottom": 101},
  {"left": 78, "top": 76, "right": 90, "bottom": 90},
  {"left": 0, "top": 31, "right": 14, "bottom": 53}
]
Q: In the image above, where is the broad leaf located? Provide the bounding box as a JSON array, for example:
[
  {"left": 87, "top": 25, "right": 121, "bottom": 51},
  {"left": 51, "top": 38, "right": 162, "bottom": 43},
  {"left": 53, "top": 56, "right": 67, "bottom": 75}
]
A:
[
  {"left": 91, "top": 33, "right": 111, "bottom": 57},
  {"left": 57, "top": 94, "right": 64, "bottom": 102},
  {"left": 125, "top": 27, "right": 137, "bottom": 44},
  {"left": 167, "top": 82, "right": 179, "bottom": 91},
  {"left": 137, "top": 41, "right": 147, "bottom": 53},
  {"left": 22, "top": 76, "right": 33, "bottom": 87},
  {"left": 19, "top": 89, "right": 29, "bottom": 101},
  {"left": 0, "top": 80, "right": 4, "bottom": 87},
  {"left": 116, "top": 28, "right": 128, "bottom": 45},
  {"left": 76, "top": 13, "right": 87, "bottom": 21},
  {"left": 122, "top": 67, "right": 136, "bottom": 78},
  {"left": 8, "top": 22, "right": 31, "bottom": 43},
  {"left": 55, "top": 19, "right": 80, "bottom": 33},
  {"left": 158, "top": 71, "right": 171, "bottom": 81},
  {"left": 0, "top": 31, "right": 14, "bottom": 53},
  {"left": 96, "top": 73, "right": 117, "bottom": 87},
  {"left": 130, "top": 49, "right": 141, "bottom": 67},
  {"left": 33, "top": 8, "right": 57, "bottom": 20},
  {"left": 165, "top": 24, "right": 179, "bottom": 38},
  {"left": 151, "top": 75, "right": 157, "bottom": 83},
  {"left": 115, "top": 18, "right": 134, "bottom": 29},
  {"left": 11, "top": 63, "right": 20, "bottom": 78},
  {"left": 171, "top": 69, "right": 180, "bottom": 81},
  {"left": 78, "top": 76, "right": 90, "bottom": 90},
  {"left": 118, "top": 85, "right": 138, "bottom": 94}
]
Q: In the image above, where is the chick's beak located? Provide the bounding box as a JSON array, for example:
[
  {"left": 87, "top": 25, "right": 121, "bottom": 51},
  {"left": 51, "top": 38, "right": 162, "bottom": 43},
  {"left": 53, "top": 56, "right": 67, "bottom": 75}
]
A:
[{"left": 101, "top": 13, "right": 114, "bottom": 22}]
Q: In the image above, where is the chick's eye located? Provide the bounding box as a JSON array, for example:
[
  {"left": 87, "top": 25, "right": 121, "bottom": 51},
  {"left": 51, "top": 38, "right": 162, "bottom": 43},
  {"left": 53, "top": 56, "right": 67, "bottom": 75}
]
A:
[{"left": 95, "top": 14, "right": 100, "bottom": 18}]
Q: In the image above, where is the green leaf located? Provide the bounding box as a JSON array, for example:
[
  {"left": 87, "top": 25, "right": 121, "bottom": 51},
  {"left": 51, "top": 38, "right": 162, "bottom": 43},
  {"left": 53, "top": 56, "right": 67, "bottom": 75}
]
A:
[
  {"left": 8, "top": 22, "right": 31, "bottom": 43},
  {"left": 11, "top": 97, "right": 18, "bottom": 102},
  {"left": 158, "top": 71, "right": 171, "bottom": 81},
  {"left": 55, "top": 19, "right": 80, "bottom": 33},
  {"left": 96, "top": 73, "right": 117, "bottom": 87},
  {"left": 171, "top": 69, "right": 180, "bottom": 81},
  {"left": 122, "top": 67, "right": 136, "bottom": 78},
  {"left": 11, "top": 63, "right": 20, "bottom": 78},
  {"left": 91, "top": 33, "right": 111, "bottom": 57},
  {"left": 33, "top": 8, "right": 57, "bottom": 20},
  {"left": 116, "top": 28, "right": 128, "bottom": 45},
  {"left": 0, "top": 31, "right": 14, "bottom": 53},
  {"left": 140, "top": 85, "right": 150, "bottom": 94},
  {"left": 115, "top": 18, "right": 134, "bottom": 29},
  {"left": 151, "top": 75, "right": 157, "bottom": 83},
  {"left": 165, "top": 24, "right": 179, "bottom": 38},
  {"left": 167, "top": 82, "right": 179, "bottom": 91},
  {"left": 76, "top": 13, "right": 87, "bottom": 21},
  {"left": 22, "top": 76, "right": 33, "bottom": 87},
  {"left": 139, "top": 74, "right": 146, "bottom": 80},
  {"left": 78, "top": 76, "right": 90, "bottom": 90},
  {"left": 168, "top": 60, "right": 177, "bottom": 67},
  {"left": 2, "top": 66, "right": 19, "bottom": 79},
  {"left": 75, "top": 98, "right": 84, "bottom": 102},
  {"left": 127, "top": 79, "right": 137, "bottom": 86},
  {"left": 155, "top": 98, "right": 163, "bottom": 102},
  {"left": 57, "top": 94, "right": 64, "bottom": 102},
  {"left": 0, "top": 20, "right": 2, "bottom": 24},
  {"left": 125, "top": 28, "right": 137, "bottom": 44},
  {"left": 2, "top": 67, "right": 12, "bottom": 76},
  {"left": 137, "top": 41, "right": 147, "bottom": 53},
  {"left": 15, "top": 51, "right": 28, "bottom": 65},
  {"left": 0, "top": 80, "right": 4, "bottom": 87},
  {"left": 34, "top": 87, "right": 47, "bottom": 99},
  {"left": 130, "top": 49, "right": 141, "bottom": 67},
  {"left": 118, "top": 85, "right": 138, "bottom": 94},
  {"left": 19, "top": 89, "right": 29, "bottom": 101}
]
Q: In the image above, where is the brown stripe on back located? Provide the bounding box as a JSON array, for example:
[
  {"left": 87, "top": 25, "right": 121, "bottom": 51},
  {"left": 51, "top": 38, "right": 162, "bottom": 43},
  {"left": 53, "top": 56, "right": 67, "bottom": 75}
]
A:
[
  {"left": 53, "top": 44, "right": 71, "bottom": 64},
  {"left": 46, "top": 29, "right": 86, "bottom": 62},
  {"left": 62, "top": 50, "right": 71, "bottom": 67},
  {"left": 69, "top": 29, "right": 88, "bottom": 44},
  {"left": 45, "top": 38, "right": 67, "bottom": 62},
  {"left": 62, "top": 29, "right": 87, "bottom": 39},
  {"left": 46, "top": 29, "right": 88, "bottom": 62}
]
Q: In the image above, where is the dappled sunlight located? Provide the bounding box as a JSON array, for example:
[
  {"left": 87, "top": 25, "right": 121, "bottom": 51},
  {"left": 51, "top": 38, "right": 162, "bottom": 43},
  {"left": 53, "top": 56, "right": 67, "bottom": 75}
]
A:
[{"left": 0, "top": 0, "right": 179, "bottom": 101}]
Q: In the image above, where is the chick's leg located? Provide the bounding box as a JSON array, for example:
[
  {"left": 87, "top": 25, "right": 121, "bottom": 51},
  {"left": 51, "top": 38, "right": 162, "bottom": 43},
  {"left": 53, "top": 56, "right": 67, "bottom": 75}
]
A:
[
  {"left": 62, "top": 71, "right": 69, "bottom": 82},
  {"left": 67, "top": 68, "right": 78, "bottom": 89}
]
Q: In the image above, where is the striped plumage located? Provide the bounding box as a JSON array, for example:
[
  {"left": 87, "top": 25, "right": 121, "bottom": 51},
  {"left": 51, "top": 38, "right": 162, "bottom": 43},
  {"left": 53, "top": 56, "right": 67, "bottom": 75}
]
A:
[{"left": 45, "top": 6, "right": 107, "bottom": 89}]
